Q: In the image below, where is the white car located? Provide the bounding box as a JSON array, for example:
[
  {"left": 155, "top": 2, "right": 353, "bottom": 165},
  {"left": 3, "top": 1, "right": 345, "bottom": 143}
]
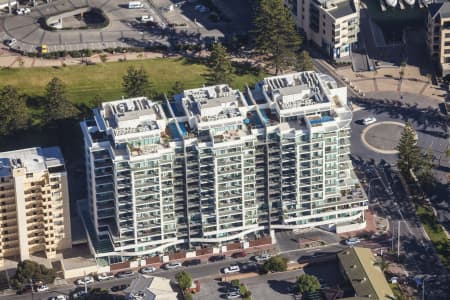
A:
[
  {"left": 75, "top": 276, "right": 94, "bottom": 285},
  {"left": 223, "top": 264, "right": 240, "bottom": 274},
  {"left": 140, "top": 15, "right": 154, "bottom": 22},
  {"left": 140, "top": 266, "right": 156, "bottom": 274},
  {"left": 362, "top": 117, "right": 376, "bottom": 125},
  {"left": 36, "top": 285, "right": 49, "bottom": 292},
  {"left": 226, "top": 292, "right": 241, "bottom": 299},
  {"left": 5, "top": 38, "right": 17, "bottom": 47},
  {"left": 164, "top": 262, "right": 182, "bottom": 269},
  {"left": 97, "top": 272, "right": 114, "bottom": 281},
  {"left": 15, "top": 8, "right": 31, "bottom": 15},
  {"left": 254, "top": 254, "right": 271, "bottom": 262},
  {"left": 49, "top": 296, "right": 67, "bottom": 300},
  {"left": 345, "top": 237, "right": 361, "bottom": 246}
]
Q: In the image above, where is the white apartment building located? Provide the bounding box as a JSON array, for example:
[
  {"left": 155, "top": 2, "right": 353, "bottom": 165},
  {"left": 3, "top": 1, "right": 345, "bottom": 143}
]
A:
[
  {"left": 0, "top": 147, "right": 72, "bottom": 265},
  {"left": 286, "top": 0, "right": 360, "bottom": 59},
  {"left": 81, "top": 72, "right": 367, "bottom": 263},
  {"left": 427, "top": 2, "right": 450, "bottom": 76}
]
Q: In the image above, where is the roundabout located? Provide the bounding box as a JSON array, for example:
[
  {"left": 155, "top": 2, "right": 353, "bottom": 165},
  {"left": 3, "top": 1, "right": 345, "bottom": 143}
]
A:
[
  {"left": 0, "top": 0, "right": 167, "bottom": 53},
  {"left": 361, "top": 121, "right": 406, "bottom": 154}
]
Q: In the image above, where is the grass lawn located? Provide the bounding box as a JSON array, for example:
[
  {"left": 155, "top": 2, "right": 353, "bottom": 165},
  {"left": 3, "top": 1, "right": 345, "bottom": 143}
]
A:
[
  {"left": 416, "top": 205, "right": 450, "bottom": 271},
  {"left": 0, "top": 57, "right": 263, "bottom": 106}
]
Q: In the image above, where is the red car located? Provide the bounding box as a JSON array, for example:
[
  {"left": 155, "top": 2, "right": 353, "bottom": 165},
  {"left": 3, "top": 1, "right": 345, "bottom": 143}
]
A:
[{"left": 231, "top": 251, "right": 247, "bottom": 258}]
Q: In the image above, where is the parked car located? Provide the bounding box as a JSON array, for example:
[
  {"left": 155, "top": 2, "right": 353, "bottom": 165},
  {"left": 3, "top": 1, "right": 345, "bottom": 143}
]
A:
[
  {"left": 36, "top": 285, "right": 49, "bottom": 292},
  {"left": 223, "top": 264, "right": 240, "bottom": 274},
  {"left": 48, "top": 295, "right": 66, "bottom": 300},
  {"left": 194, "top": 4, "right": 209, "bottom": 12},
  {"left": 116, "top": 270, "right": 136, "bottom": 278},
  {"left": 231, "top": 251, "right": 247, "bottom": 258},
  {"left": 96, "top": 272, "right": 114, "bottom": 281},
  {"left": 226, "top": 291, "right": 241, "bottom": 299},
  {"left": 254, "top": 253, "right": 271, "bottom": 262},
  {"left": 164, "top": 262, "right": 182, "bottom": 269},
  {"left": 209, "top": 255, "right": 225, "bottom": 262},
  {"left": 111, "top": 284, "right": 128, "bottom": 292},
  {"left": 362, "top": 117, "right": 376, "bottom": 125},
  {"left": 40, "top": 44, "right": 48, "bottom": 54},
  {"left": 227, "top": 285, "right": 240, "bottom": 293},
  {"left": 15, "top": 8, "right": 30, "bottom": 15},
  {"left": 76, "top": 276, "right": 94, "bottom": 285},
  {"left": 240, "top": 261, "right": 258, "bottom": 272},
  {"left": 5, "top": 38, "right": 17, "bottom": 47},
  {"left": 183, "top": 259, "right": 201, "bottom": 267},
  {"left": 72, "top": 290, "right": 87, "bottom": 299},
  {"left": 345, "top": 237, "right": 361, "bottom": 246},
  {"left": 140, "top": 266, "right": 156, "bottom": 274}
]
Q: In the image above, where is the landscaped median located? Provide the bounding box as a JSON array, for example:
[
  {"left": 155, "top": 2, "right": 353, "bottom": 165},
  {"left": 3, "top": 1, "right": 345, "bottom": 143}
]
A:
[{"left": 416, "top": 204, "right": 450, "bottom": 272}]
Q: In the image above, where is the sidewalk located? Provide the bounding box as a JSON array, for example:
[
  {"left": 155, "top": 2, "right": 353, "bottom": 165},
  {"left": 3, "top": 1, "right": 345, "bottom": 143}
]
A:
[{"left": 0, "top": 48, "right": 166, "bottom": 68}]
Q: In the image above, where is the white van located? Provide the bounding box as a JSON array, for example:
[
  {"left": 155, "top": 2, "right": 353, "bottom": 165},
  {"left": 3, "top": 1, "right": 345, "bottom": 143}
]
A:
[
  {"left": 128, "top": 1, "right": 144, "bottom": 9},
  {"left": 140, "top": 15, "right": 154, "bottom": 22}
]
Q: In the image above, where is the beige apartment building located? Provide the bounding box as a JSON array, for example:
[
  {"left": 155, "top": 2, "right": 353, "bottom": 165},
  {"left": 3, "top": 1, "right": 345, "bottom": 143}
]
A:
[
  {"left": 0, "top": 147, "right": 71, "bottom": 265},
  {"left": 427, "top": 2, "right": 450, "bottom": 76},
  {"left": 286, "top": 0, "right": 360, "bottom": 59}
]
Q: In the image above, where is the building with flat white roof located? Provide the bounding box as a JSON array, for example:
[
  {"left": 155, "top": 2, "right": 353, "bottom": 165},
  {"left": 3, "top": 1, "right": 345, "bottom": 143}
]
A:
[
  {"left": 81, "top": 72, "right": 367, "bottom": 264},
  {"left": 0, "top": 147, "right": 71, "bottom": 265}
]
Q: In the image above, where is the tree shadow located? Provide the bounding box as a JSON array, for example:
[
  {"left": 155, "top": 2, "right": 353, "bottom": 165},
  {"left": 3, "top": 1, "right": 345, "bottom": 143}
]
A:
[{"left": 267, "top": 279, "right": 296, "bottom": 295}]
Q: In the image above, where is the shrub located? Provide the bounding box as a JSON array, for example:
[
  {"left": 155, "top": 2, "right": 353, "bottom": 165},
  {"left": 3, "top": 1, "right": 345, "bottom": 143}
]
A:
[
  {"left": 230, "top": 279, "right": 240, "bottom": 287},
  {"left": 262, "top": 256, "right": 288, "bottom": 273}
]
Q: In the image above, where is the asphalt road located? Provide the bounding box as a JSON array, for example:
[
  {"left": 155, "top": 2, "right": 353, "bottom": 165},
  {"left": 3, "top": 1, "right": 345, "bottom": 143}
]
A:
[{"left": 0, "top": 244, "right": 350, "bottom": 300}]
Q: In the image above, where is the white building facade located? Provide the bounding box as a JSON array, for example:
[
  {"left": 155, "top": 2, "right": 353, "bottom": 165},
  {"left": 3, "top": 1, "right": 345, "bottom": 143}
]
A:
[
  {"left": 286, "top": 0, "right": 360, "bottom": 59},
  {"left": 81, "top": 72, "right": 367, "bottom": 263}
]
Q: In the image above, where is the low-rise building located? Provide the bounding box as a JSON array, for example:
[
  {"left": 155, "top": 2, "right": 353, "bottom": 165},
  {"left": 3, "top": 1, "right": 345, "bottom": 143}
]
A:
[
  {"left": 286, "top": 0, "right": 360, "bottom": 59},
  {"left": 427, "top": 2, "right": 450, "bottom": 76},
  {"left": 337, "top": 247, "right": 394, "bottom": 299},
  {"left": 126, "top": 275, "right": 177, "bottom": 300},
  {"left": 0, "top": 147, "right": 72, "bottom": 265}
]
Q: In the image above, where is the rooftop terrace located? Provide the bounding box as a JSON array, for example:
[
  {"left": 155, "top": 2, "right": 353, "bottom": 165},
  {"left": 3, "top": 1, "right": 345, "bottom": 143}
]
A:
[
  {"left": 262, "top": 72, "right": 331, "bottom": 111},
  {"left": 100, "top": 98, "right": 165, "bottom": 137}
]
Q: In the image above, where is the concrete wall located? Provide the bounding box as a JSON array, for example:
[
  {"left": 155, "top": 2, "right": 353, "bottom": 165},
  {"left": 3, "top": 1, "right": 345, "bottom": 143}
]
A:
[{"left": 46, "top": 6, "right": 90, "bottom": 27}]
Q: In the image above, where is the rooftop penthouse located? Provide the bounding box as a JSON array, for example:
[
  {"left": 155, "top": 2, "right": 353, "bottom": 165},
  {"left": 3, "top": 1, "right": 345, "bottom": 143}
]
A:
[
  {"left": 256, "top": 71, "right": 351, "bottom": 133},
  {"left": 182, "top": 85, "right": 246, "bottom": 125},
  {"left": 99, "top": 98, "right": 165, "bottom": 137}
]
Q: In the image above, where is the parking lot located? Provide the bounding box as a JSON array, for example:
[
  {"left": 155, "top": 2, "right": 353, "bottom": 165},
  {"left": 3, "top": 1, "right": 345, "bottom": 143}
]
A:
[
  {"left": 194, "top": 259, "right": 345, "bottom": 300},
  {"left": 0, "top": 0, "right": 253, "bottom": 53}
]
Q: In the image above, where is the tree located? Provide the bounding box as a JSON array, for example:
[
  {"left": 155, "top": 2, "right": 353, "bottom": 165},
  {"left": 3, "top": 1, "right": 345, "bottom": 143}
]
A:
[
  {"left": 175, "top": 271, "right": 192, "bottom": 292},
  {"left": 297, "top": 50, "right": 314, "bottom": 71},
  {"left": 396, "top": 122, "right": 421, "bottom": 176},
  {"left": 296, "top": 274, "right": 320, "bottom": 295},
  {"left": 122, "top": 65, "right": 152, "bottom": 98},
  {"left": 262, "top": 256, "right": 288, "bottom": 273},
  {"left": 208, "top": 42, "right": 234, "bottom": 85},
  {"left": 11, "top": 260, "right": 56, "bottom": 290},
  {"left": 43, "top": 77, "right": 78, "bottom": 122},
  {"left": 0, "top": 85, "right": 28, "bottom": 135},
  {"left": 253, "top": 0, "right": 302, "bottom": 74}
]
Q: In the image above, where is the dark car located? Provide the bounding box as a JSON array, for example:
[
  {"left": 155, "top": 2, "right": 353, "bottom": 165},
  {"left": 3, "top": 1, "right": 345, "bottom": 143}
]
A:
[
  {"left": 111, "top": 284, "right": 128, "bottom": 292},
  {"left": 183, "top": 259, "right": 201, "bottom": 266},
  {"left": 227, "top": 285, "right": 240, "bottom": 293},
  {"left": 231, "top": 251, "right": 247, "bottom": 258},
  {"left": 209, "top": 255, "right": 226, "bottom": 262},
  {"left": 116, "top": 270, "right": 135, "bottom": 278}
]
